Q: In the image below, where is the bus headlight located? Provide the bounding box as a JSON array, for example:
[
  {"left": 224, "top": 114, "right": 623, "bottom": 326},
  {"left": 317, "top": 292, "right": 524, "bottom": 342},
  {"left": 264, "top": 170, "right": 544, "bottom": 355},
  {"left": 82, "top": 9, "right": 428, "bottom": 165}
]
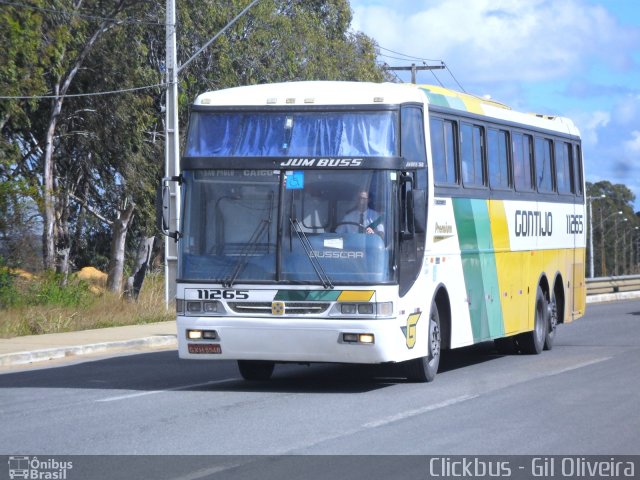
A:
[
  {"left": 358, "top": 304, "right": 374, "bottom": 315},
  {"left": 179, "top": 300, "right": 225, "bottom": 316},
  {"left": 332, "top": 302, "right": 393, "bottom": 318},
  {"left": 341, "top": 304, "right": 357, "bottom": 315}
]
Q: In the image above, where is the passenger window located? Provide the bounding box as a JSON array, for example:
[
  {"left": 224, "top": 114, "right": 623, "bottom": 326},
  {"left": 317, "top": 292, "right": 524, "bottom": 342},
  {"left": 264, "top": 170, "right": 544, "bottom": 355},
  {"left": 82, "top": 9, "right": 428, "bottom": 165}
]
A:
[
  {"left": 513, "top": 133, "right": 533, "bottom": 191},
  {"left": 573, "top": 144, "right": 584, "bottom": 194},
  {"left": 488, "top": 128, "right": 509, "bottom": 189},
  {"left": 556, "top": 141, "right": 574, "bottom": 194},
  {"left": 535, "top": 137, "right": 554, "bottom": 193},
  {"left": 430, "top": 117, "right": 457, "bottom": 185},
  {"left": 461, "top": 123, "right": 485, "bottom": 187},
  {"left": 401, "top": 107, "right": 427, "bottom": 164}
]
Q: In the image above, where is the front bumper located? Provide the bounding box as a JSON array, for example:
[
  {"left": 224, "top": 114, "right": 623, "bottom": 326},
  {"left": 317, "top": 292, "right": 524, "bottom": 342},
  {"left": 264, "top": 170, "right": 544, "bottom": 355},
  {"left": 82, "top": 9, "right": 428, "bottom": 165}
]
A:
[{"left": 177, "top": 315, "right": 413, "bottom": 364}]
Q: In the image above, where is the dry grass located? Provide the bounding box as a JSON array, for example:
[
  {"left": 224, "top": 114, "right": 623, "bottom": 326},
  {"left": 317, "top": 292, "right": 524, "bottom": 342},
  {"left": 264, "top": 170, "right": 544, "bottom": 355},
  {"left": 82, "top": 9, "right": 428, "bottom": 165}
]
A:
[{"left": 0, "top": 271, "right": 173, "bottom": 338}]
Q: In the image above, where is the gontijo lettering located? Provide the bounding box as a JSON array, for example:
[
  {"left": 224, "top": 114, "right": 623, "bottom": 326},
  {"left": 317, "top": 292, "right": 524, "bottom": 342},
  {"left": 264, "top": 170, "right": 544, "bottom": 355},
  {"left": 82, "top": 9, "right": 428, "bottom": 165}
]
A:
[{"left": 514, "top": 210, "right": 553, "bottom": 237}]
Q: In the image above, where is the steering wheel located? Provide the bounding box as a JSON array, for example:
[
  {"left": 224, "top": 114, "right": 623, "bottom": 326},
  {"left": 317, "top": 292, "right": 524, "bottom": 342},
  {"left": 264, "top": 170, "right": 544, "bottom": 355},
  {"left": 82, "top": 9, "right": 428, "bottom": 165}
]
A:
[{"left": 334, "top": 221, "right": 364, "bottom": 230}]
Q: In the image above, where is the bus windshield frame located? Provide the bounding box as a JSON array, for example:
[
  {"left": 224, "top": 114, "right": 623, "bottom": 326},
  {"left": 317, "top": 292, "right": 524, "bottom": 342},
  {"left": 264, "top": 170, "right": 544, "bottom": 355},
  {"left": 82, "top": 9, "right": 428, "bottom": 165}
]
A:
[{"left": 178, "top": 169, "right": 398, "bottom": 286}]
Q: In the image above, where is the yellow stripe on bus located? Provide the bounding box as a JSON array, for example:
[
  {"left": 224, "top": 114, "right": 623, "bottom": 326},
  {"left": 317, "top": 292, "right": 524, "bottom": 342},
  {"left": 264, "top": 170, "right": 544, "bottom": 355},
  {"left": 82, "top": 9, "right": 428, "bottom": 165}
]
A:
[{"left": 338, "top": 290, "right": 375, "bottom": 302}]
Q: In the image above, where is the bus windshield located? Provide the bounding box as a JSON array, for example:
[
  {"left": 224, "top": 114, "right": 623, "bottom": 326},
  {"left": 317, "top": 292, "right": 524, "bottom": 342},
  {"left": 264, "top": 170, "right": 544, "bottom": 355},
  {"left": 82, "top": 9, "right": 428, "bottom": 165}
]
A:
[
  {"left": 185, "top": 110, "right": 398, "bottom": 157},
  {"left": 179, "top": 169, "right": 397, "bottom": 285}
]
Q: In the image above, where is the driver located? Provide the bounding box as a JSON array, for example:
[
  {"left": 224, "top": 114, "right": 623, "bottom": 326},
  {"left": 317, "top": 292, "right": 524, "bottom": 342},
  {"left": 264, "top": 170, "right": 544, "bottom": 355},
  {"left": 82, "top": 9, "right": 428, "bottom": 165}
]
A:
[{"left": 336, "top": 190, "right": 384, "bottom": 237}]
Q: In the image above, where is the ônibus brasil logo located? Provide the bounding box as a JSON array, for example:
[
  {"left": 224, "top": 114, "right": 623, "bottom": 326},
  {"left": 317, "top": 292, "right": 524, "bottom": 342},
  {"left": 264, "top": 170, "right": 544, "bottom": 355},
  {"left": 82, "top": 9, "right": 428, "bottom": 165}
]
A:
[{"left": 8, "top": 456, "right": 73, "bottom": 480}]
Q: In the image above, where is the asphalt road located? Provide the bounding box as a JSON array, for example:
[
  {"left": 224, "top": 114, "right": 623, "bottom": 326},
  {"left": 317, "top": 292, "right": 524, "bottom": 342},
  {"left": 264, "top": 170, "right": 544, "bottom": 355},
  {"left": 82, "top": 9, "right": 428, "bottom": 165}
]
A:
[{"left": 1, "top": 300, "right": 639, "bottom": 474}]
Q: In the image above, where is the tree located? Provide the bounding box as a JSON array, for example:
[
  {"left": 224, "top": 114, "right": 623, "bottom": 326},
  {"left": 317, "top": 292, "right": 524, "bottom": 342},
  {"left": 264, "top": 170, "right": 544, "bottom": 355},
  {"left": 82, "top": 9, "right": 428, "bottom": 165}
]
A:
[
  {"left": 587, "top": 181, "right": 639, "bottom": 276},
  {"left": 1, "top": 0, "right": 388, "bottom": 296},
  {"left": 176, "top": 0, "right": 389, "bottom": 123},
  {"left": 1, "top": 0, "right": 159, "bottom": 276}
]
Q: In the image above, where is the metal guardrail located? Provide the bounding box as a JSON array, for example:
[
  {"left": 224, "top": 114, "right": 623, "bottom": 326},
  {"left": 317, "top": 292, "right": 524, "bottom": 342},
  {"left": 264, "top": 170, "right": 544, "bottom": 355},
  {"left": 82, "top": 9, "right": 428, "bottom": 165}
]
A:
[{"left": 586, "top": 274, "right": 640, "bottom": 295}]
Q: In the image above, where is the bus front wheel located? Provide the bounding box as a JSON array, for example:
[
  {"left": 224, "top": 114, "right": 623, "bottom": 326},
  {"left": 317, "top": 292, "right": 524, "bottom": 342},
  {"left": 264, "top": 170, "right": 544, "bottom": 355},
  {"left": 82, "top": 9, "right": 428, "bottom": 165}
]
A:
[
  {"left": 237, "top": 360, "right": 275, "bottom": 381},
  {"left": 405, "top": 301, "right": 441, "bottom": 382}
]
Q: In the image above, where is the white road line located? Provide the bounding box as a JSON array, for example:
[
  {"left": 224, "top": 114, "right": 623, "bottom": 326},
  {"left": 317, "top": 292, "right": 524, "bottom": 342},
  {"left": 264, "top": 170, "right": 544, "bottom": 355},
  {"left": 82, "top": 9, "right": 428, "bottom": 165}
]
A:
[
  {"left": 362, "top": 394, "right": 479, "bottom": 429},
  {"left": 96, "top": 378, "right": 237, "bottom": 402},
  {"left": 546, "top": 356, "right": 612, "bottom": 377}
]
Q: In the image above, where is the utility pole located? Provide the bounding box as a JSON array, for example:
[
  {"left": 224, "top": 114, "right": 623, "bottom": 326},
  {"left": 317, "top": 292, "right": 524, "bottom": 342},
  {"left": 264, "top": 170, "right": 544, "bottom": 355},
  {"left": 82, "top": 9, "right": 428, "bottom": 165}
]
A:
[
  {"left": 384, "top": 63, "right": 445, "bottom": 84},
  {"left": 165, "top": 0, "right": 179, "bottom": 305},
  {"left": 164, "top": 0, "right": 263, "bottom": 305}
]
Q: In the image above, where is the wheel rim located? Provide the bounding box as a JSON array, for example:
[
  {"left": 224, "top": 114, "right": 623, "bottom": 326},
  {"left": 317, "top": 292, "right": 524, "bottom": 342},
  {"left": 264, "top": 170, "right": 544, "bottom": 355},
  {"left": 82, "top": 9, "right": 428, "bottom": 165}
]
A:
[
  {"left": 535, "top": 298, "right": 546, "bottom": 342},
  {"left": 548, "top": 297, "right": 557, "bottom": 333},
  {"left": 429, "top": 314, "right": 441, "bottom": 362}
]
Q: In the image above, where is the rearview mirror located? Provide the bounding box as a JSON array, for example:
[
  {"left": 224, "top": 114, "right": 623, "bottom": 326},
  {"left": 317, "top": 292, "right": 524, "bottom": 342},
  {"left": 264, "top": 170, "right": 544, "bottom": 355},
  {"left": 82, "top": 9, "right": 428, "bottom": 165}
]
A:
[{"left": 158, "top": 177, "right": 180, "bottom": 239}]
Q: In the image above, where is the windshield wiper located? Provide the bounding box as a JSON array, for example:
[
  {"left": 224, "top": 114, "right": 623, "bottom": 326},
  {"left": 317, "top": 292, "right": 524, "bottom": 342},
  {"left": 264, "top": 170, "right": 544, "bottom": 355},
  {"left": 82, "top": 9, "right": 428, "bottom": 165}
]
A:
[
  {"left": 289, "top": 217, "right": 334, "bottom": 289},
  {"left": 222, "top": 219, "right": 270, "bottom": 288},
  {"left": 223, "top": 193, "right": 274, "bottom": 288}
]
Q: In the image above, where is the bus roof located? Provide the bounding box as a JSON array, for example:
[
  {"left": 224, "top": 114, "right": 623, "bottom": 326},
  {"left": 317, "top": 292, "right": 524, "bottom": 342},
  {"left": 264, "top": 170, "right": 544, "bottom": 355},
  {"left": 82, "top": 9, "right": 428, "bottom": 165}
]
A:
[{"left": 194, "top": 81, "right": 580, "bottom": 137}]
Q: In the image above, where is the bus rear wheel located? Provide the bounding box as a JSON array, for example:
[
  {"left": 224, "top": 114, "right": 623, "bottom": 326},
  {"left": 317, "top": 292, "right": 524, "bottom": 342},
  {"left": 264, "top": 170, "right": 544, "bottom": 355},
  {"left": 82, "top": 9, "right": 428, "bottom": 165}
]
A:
[
  {"left": 544, "top": 290, "right": 558, "bottom": 350},
  {"left": 405, "top": 301, "right": 441, "bottom": 382},
  {"left": 518, "top": 286, "right": 548, "bottom": 355},
  {"left": 237, "top": 360, "right": 275, "bottom": 381}
]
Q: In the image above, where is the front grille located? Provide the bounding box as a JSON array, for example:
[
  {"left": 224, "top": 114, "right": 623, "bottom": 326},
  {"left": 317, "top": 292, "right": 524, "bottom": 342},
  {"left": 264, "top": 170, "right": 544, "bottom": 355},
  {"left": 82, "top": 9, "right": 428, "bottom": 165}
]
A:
[{"left": 227, "top": 301, "right": 330, "bottom": 315}]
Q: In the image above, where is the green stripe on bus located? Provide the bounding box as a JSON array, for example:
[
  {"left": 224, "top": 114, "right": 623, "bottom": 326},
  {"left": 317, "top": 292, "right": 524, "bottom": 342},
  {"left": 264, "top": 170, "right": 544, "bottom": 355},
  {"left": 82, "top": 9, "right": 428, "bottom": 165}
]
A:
[
  {"left": 453, "top": 198, "right": 505, "bottom": 342},
  {"left": 274, "top": 290, "right": 342, "bottom": 301}
]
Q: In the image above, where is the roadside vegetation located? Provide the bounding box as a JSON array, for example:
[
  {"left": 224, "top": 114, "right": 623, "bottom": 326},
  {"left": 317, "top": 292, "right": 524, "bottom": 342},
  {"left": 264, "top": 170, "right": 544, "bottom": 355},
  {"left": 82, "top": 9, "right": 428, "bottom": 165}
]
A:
[{"left": 0, "top": 266, "right": 172, "bottom": 338}]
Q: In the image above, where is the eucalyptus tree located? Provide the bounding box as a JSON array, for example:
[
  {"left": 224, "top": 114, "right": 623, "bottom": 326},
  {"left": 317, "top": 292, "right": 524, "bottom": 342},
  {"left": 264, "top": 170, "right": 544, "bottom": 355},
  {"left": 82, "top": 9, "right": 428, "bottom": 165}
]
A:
[{"left": 1, "top": 0, "right": 387, "bottom": 295}]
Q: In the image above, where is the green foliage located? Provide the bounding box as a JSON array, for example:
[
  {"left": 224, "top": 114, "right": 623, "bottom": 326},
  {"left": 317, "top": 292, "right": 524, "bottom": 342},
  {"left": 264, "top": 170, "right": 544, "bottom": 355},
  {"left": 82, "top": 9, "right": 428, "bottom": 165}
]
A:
[
  {"left": 1, "top": 0, "right": 388, "bottom": 282},
  {"left": 0, "top": 261, "right": 19, "bottom": 309},
  {"left": 30, "top": 272, "right": 92, "bottom": 308},
  {"left": 177, "top": 0, "right": 388, "bottom": 122},
  {"left": 587, "top": 181, "right": 640, "bottom": 276},
  {"left": 0, "top": 269, "right": 91, "bottom": 310}
]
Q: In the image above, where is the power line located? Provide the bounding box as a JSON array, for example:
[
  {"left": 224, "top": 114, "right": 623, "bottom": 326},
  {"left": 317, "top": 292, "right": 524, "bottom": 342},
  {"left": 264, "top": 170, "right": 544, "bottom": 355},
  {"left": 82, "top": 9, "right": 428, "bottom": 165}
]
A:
[
  {"left": 0, "top": 0, "right": 163, "bottom": 26},
  {"left": 445, "top": 64, "right": 467, "bottom": 93},
  {"left": 383, "top": 63, "right": 445, "bottom": 84},
  {"left": 429, "top": 69, "right": 446, "bottom": 88},
  {"left": 376, "top": 43, "right": 468, "bottom": 93},
  {"left": 0, "top": 82, "right": 168, "bottom": 100},
  {"left": 377, "top": 46, "right": 442, "bottom": 64}
]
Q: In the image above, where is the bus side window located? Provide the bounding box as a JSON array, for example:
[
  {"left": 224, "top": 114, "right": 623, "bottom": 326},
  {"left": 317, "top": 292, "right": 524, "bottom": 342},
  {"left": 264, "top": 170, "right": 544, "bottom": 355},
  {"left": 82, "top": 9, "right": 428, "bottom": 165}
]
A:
[
  {"left": 430, "top": 117, "right": 458, "bottom": 185},
  {"left": 534, "top": 137, "right": 554, "bottom": 193},
  {"left": 401, "top": 107, "right": 427, "bottom": 164},
  {"left": 573, "top": 143, "right": 584, "bottom": 195},
  {"left": 556, "top": 141, "right": 574, "bottom": 194},
  {"left": 513, "top": 132, "right": 533, "bottom": 191},
  {"left": 488, "top": 128, "right": 510, "bottom": 190},
  {"left": 461, "top": 123, "right": 486, "bottom": 187}
]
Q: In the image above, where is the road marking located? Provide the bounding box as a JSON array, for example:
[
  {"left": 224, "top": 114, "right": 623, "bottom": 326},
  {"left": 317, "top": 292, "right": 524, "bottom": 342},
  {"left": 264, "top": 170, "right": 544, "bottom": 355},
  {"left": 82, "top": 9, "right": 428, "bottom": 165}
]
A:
[
  {"left": 546, "top": 356, "right": 612, "bottom": 377},
  {"left": 362, "top": 394, "right": 479, "bottom": 429},
  {"left": 96, "top": 378, "right": 237, "bottom": 402}
]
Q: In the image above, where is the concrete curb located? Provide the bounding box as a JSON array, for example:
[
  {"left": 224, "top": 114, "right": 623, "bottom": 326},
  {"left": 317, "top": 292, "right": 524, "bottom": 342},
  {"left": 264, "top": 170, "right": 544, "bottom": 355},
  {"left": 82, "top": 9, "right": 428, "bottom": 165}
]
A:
[
  {"left": 0, "top": 335, "right": 177, "bottom": 367},
  {"left": 586, "top": 291, "right": 640, "bottom": 304}
]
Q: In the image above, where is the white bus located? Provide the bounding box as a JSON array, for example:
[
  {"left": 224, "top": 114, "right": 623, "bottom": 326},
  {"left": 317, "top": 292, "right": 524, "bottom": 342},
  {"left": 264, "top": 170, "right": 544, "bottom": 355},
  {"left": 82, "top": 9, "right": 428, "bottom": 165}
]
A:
[{"left": 164, "top": 81, "right": 585, "bottom": 382}]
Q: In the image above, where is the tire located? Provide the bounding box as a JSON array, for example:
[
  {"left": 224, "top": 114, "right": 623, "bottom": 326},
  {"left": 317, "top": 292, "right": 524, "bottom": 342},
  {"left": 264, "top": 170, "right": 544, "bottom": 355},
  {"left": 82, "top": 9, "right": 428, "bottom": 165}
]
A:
[
  {"left": 237, "top": 360, "right": 275, "bottom": 381},
  {"left": 544, "top": 289, "right": 558, "bottom": 351},
  {"left": 405, "top": 301, "right": 441, "bottom": 382},
  {"left": 518, "top": 286, "right": 548, "bottom": 355},
  {"left": 494, "top": 336, "right": 517, "bottom": 355}
]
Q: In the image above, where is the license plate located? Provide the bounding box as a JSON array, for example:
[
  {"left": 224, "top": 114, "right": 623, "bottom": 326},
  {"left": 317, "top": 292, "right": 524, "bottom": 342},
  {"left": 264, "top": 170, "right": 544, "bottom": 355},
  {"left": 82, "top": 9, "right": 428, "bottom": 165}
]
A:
[{"left": 188, "top": 343, "right": 222, "bottom": 354}]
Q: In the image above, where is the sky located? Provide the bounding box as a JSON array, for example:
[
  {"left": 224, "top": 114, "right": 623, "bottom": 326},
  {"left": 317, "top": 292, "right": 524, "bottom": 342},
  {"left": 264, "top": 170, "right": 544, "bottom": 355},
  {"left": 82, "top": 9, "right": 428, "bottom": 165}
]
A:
[{"left": 350, "top": 0, "right": 640, "bottom": 211}]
